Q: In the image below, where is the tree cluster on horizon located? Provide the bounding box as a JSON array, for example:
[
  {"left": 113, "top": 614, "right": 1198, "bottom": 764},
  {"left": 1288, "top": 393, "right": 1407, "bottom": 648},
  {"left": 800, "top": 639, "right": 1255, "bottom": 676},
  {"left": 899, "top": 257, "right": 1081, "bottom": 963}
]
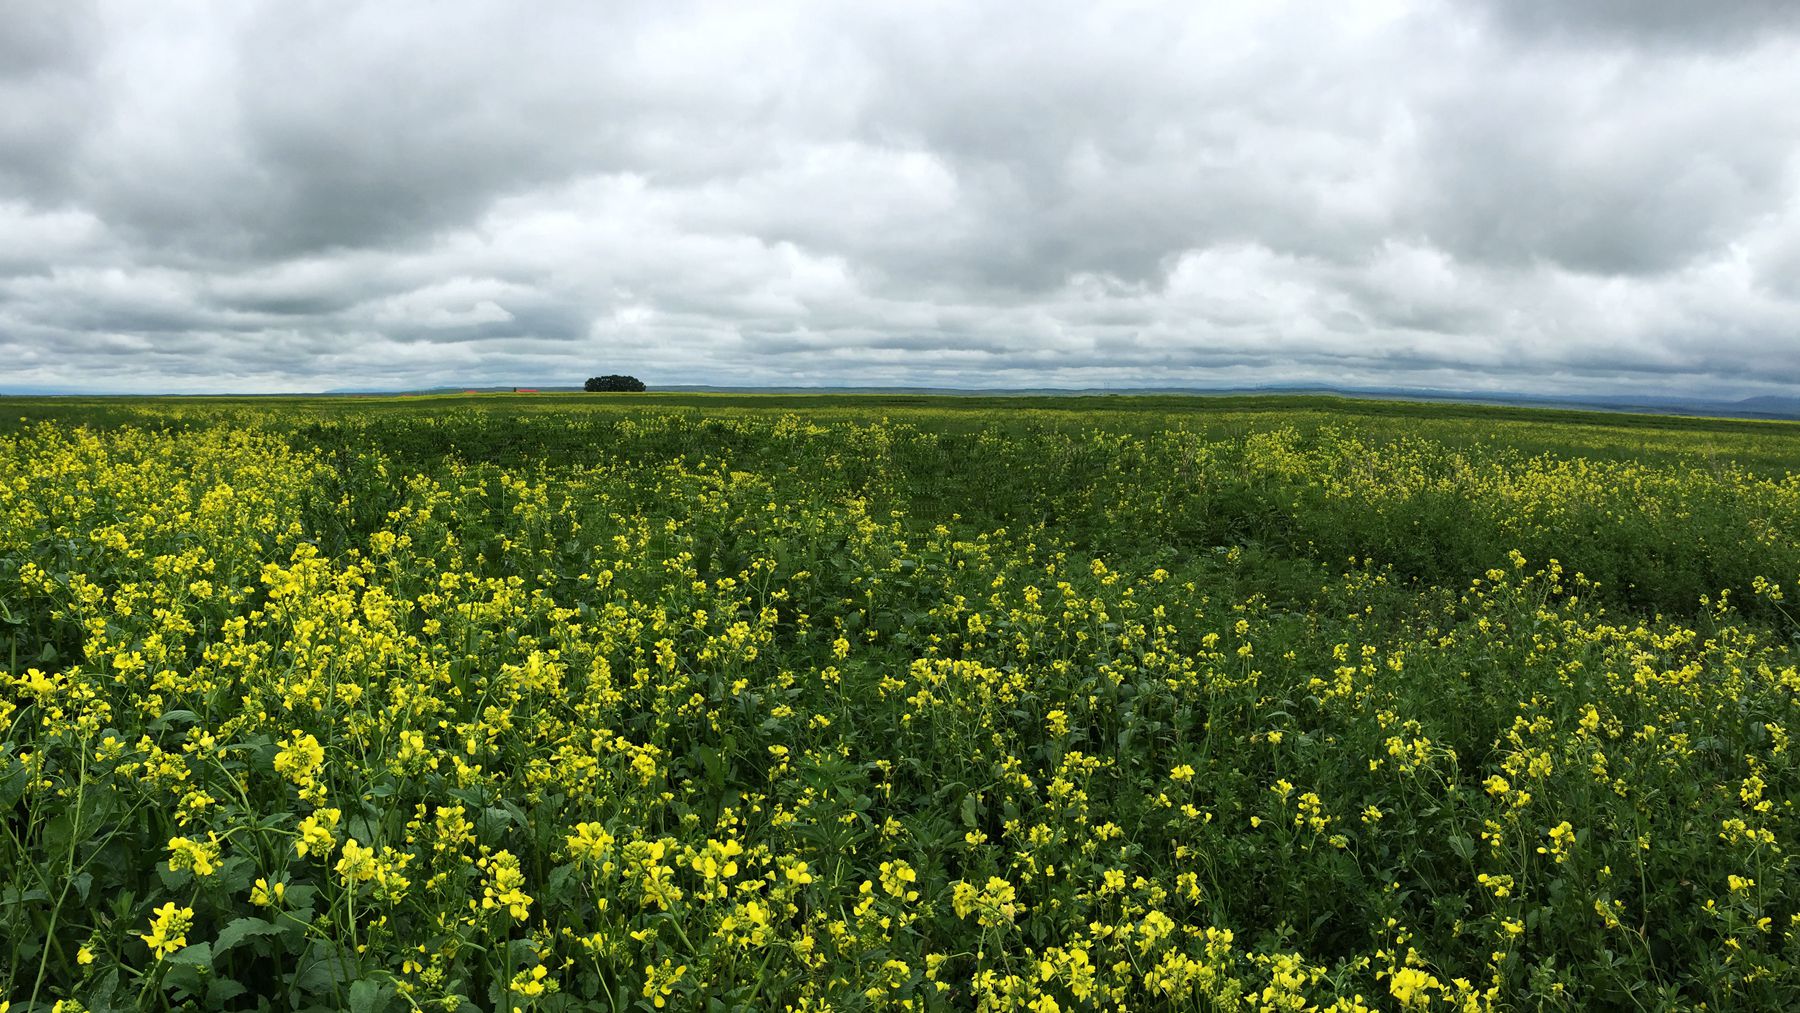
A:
[{"left": 584, "top": 375, "right": 646, "bottom": 392}]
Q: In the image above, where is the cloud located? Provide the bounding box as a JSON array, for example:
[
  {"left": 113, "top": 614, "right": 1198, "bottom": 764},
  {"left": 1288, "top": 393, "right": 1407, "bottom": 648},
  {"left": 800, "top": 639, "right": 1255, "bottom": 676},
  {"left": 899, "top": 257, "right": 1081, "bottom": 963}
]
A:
[
  {"left": 1474, "top": 0, "right": 1800, "bottom": 50},
  {"left": 1406, "top": 41, "right": 1800, "bottom": 277},
  {"left": 1, "top": 0, "right": 1797, "bottom": 398}
]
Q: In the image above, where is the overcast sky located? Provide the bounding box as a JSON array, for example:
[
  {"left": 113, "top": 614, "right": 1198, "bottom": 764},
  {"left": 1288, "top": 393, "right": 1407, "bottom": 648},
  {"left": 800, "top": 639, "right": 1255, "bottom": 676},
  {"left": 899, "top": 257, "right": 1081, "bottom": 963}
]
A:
[{"left": 3, "top": 1, "right": 1799, "bottom": 396}]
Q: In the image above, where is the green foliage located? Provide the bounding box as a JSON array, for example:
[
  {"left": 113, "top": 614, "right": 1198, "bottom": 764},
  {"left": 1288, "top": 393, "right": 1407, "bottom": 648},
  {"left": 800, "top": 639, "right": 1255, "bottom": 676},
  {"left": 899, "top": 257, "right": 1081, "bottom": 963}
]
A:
[{"left": 1, "top": 395, "right": 1798, "bottom": 1011}]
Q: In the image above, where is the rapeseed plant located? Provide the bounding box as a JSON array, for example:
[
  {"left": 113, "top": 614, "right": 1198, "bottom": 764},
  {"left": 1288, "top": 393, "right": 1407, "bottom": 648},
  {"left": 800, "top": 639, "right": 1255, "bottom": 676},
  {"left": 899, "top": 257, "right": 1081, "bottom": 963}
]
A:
[{"left": 4, "top": 406, "right": 1800, "bottom": 1009}]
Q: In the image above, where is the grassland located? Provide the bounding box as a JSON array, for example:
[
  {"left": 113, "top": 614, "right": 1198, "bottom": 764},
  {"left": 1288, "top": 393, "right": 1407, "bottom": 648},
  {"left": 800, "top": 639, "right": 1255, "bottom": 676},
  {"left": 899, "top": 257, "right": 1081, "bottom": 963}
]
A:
[{"left": 3, "top": 393, "right": 1799, "bottom": 1011}]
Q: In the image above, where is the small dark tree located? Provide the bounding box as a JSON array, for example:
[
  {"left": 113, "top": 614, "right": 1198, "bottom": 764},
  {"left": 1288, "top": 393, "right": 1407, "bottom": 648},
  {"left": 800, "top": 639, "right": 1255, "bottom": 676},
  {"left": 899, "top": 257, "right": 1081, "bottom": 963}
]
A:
[{"left": 585, "top": 375, "right": 646, "bottom": 392}]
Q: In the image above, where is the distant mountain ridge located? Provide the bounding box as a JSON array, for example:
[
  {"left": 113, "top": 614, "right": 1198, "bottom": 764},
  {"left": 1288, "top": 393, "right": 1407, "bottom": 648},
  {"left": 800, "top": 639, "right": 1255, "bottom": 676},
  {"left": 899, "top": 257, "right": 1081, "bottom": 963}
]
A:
[{"left": 603, "top": 384, "right": 1800, "bottom": 420}]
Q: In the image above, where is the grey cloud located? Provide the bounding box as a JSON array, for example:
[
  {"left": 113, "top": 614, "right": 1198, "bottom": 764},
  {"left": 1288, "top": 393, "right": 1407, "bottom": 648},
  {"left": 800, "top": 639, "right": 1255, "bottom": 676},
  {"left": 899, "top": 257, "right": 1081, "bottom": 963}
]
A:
[
  {"left": 834, "top": 5, "right": 1421, "bottom": 291},
  {"left": 0, "top": 2, "right": 95, "bottom": 75},
  {"left": 0, "top": 2, "right": 103, "bottom": 203},
  {"left": 1, "top": 1, "right": 1798, "bottom": 400},
  {"left": 1407, "top": 44, "right": 1800, "bottom": 277},
  {"left": 1476, "top": 0, "right": 1800, "bottom": 49}
]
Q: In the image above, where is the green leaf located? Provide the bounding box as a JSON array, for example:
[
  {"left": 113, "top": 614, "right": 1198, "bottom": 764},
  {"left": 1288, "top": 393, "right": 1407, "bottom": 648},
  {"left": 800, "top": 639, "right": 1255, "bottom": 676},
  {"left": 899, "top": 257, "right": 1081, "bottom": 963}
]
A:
[
  {"left": 42, "top": 812, "right": 77, "bottom": 855},
  {"left": 697, "top": 744, "right": 725, "bottom": 788},
  {"left": 294, "top": 953, "right": 359, "bottom": 995},
  {"left": 216, "top": 854, "right": 258, "bottom": 895},
  {"left": 168, "top": 940, "right": 213, "bottom": 968},
  {"left": 546, "top": 863, "right": 576, "bottom": 898},
  {"left": 348, "top": 977, "right": 388, "bottom": 1013},
  {"left": 215, "top": 915, "right": 284, "bottom": 954},
  {"left": 149, "top": 709, "right": 201, "bottom": 732},
  {"left": 0, "top": 758, "right": 30, "bottom": 808},
  {"left": 206, "top": 977, "right": 250, "bottom": 1008},
  {"left": 84, "top": 968, "right": 123, "bottom": 1013},
  {"left": 1447, "top": 834, "right": 1475, "bottom": 862}
]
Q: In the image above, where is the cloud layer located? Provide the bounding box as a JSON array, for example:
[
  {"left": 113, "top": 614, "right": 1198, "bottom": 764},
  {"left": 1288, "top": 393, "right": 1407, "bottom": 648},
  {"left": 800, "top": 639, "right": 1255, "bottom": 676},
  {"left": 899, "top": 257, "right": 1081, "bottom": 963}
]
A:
[{"left": 3, "top": 0, "right": 1799, "bottom": 395}]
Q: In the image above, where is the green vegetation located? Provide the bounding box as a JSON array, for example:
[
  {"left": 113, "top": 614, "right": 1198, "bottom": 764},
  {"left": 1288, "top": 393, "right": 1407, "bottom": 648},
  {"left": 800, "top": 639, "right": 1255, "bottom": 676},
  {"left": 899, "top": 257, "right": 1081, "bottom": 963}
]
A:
[{"left": 3, "top": 394, "right": 1799, "bottom": 1011}]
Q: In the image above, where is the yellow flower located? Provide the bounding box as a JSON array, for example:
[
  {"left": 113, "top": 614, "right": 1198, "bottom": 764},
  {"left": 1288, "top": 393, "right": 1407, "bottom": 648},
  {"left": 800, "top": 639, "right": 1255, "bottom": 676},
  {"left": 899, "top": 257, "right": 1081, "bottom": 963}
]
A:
[
  {"left": 691, "top": 838, "right": 742, "bottom": 881},
  {"left": 167, "top": 834, "right": 221, "bottom": 877},
  {"left": 1538, "top": 821, "right": 1576, "bottom": 864},
  {"left": 139, "top": 902, "right": 194, "bottom": 960},
  {"left": 274, "top": 730, "right": 327, "bottom": 799},
  {"left": 1389, "top": 966, "right": 1439, "bottom": 1009},
  {"left": 251, "top": 877, "right": 286, "bottom": 907},
  {"left": 951, "top": 876, "right": 1022, "bottom": 927},
  {"left": 643, "top": 959, "right": 687, "bottom": 1009},
  {"left": 480, "top": 849, "right": 534, "bottom": 921},
  {"left": 566, "top": 822, "right": 615, "bottom": 865},
  {"left": 295, "top": 808, "right": 342, "bottom": 859},
  {"left": 336, "top": 837, "right": 378, "bottom": 883},
  {"left": 510, "top": 963, "right": 552, "bottom": 999},
  {"left": 879, "top": 859, "right": 919, "bottom": 901}
]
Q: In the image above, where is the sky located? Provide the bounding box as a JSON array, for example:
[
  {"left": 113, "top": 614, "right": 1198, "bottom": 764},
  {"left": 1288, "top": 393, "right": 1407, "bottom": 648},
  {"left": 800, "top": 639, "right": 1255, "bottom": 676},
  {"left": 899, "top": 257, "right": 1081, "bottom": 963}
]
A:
[{"left": 3, "top": 1, "right": 1799, "bottom": 396}]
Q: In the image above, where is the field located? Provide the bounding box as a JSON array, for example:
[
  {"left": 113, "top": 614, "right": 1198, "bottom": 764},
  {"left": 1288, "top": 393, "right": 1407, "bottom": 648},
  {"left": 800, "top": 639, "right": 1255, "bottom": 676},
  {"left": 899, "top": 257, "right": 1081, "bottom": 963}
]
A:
[{"left": 5, "top": 392, "right": 1800, "bottom": 1012}]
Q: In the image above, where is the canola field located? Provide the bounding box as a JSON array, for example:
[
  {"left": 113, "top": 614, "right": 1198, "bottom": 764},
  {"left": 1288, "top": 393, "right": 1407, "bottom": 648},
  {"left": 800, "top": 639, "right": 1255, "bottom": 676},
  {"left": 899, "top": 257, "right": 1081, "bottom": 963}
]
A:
[{"left": 4, "top": 393, "right": 1800, "bottom": 1012}]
